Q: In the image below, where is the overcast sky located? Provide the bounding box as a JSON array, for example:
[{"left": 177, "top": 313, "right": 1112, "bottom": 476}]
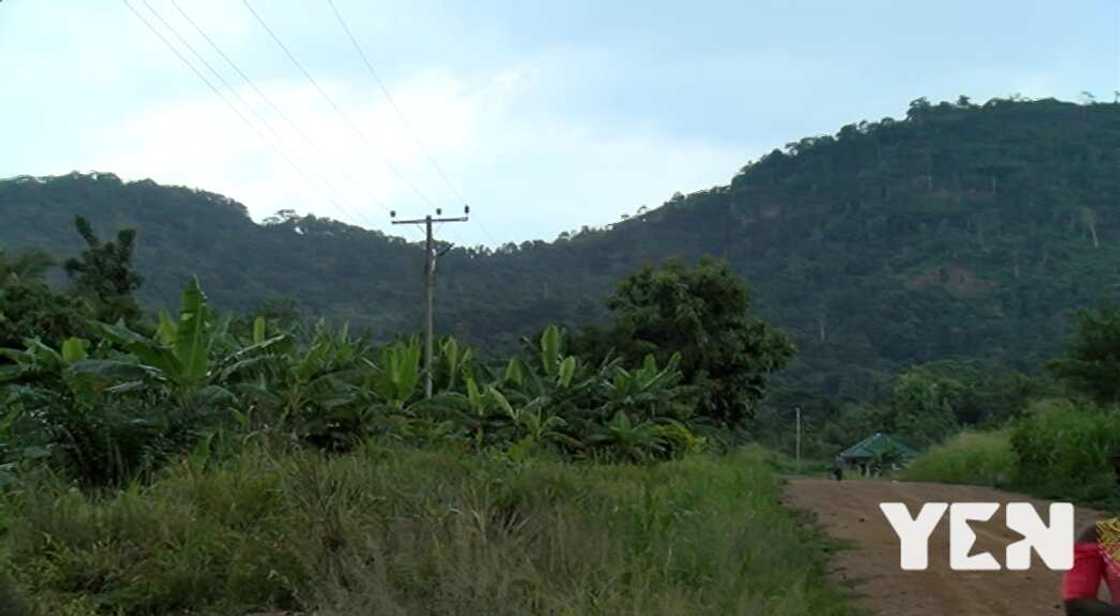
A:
[{"left": 2, "top": 1, "right": 1117, "bottom": 246}]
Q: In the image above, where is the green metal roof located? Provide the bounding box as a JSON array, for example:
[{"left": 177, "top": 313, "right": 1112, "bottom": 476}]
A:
[{"left": 838, "top": 432, "right": 918, "bottom": 460}]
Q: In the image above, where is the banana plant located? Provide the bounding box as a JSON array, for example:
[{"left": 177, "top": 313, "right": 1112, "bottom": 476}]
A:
[
  {"left": 537, "top": 325, "right": 578, "bottom": 387},
  {"left": 487, "top": 386, "right": 578, "bottom": 449},
  {"left": 502, "top": 357, "right": 527, "bottom": 388},
  {"left": 0, "top": 335, "right": 158, "bottom": 403},
  {"left": 366, "top": 337, "right": 422, "bottom": 409},
  {"left": 602, "top": 352, "right": 693, "bottom": 420},
  {"left": 72, "top": 278, "right": 288, "bottom": 407},
  {"left": 0, "top": 336, "right": 89, "bottom": 383},
  {"left": 244, "top": 322, "right": 364, "bottom": 414},
  {"left": 89, "top": 278, "right": 220, "bottom": 391},
  {"left": 541, "top": 324, "right": 562, "bottom": 377},
  {"left": 589, "top": 411, "right": 668, "bottom": 462},
  {"left": 437, "top": 337, "right": 473, "bottom": 392},
  {"left": 452, "top": 375, "right": 509, "bottom": 448}
]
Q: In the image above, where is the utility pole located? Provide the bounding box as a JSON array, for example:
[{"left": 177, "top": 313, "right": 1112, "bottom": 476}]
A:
[
  {"left": 392, "top": 206, "right": 470, "bottom": 398},
  {"left": 795, "top": 406, "right": 802, "bottom": 473}
]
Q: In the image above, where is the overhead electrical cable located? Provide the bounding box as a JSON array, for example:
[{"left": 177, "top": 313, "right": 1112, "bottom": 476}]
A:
[
  {"left": 326, "top": 0, "right": 461, "bottom": 203},
  {"left": 121, "top": 0, "right": 361, "bottom": 227},
  {"left": 166, "top": 0, "right": 408, "bottom": 236},
  {"left": 325, "top": 0, "right": 499, "bottom": 248},
  {"left": 241, "top": 0, "right": 439, "bottom": 212}
]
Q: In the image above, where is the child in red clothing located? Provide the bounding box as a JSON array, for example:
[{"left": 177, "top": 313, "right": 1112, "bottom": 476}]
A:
[
  {"left": 1064, "top": 522, "right": 1120, "bottom": 614},
  {"left": 1063, "top": 454, "right": 1120, "bottom": 615}
]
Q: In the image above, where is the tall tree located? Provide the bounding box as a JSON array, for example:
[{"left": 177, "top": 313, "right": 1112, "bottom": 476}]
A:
[
  {"left": 64, "top": 216, "right": 143, "bottom": 324},
  {"left": 1049, "top": 306, "right": 1120, "bottom": 406},
  {"left": 576, "top": 257, "right": 795, "bottom": 426}
]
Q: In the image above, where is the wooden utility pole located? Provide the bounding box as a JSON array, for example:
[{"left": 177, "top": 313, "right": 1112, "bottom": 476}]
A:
[
  {"left": 795, "top": 406, "right": 802, "bottom": 473},
  {"left": 392, "top": 207, "right": 469, "bottom": 398}
]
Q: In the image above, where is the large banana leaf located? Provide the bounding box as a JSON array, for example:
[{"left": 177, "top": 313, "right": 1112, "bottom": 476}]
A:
[
  {"left": 370, "top": 339, "right": 421, "bottom": 407},
  {"left": 60, "top": 338, "right": 89, "bottom": 364},
  {"left": 217, "top": 334, "right": 290, "bottom": 382},
  {"left": 557, "top": 356, "right": 577, "bottom": 388},
  {"left": 252, "top": 316, "right": 267, "bottom": 345},
  {"left": 174, "top": 277, "right": 212, "bottom": 386},
  {"left": 540, "top": 325, "right": 561, "bottom": 376},
  {"left": 92, "top": 321, "right": 182, "bottom": 380},
  {"left": 67, "top": 359, "right": 160, "bottom": 383}
]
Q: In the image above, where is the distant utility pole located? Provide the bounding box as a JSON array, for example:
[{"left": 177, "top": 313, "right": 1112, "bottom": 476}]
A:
[
  {"left": 391, "top": 206, "right": 470, "bottom": 398},
  {"left": 795, "top": 406, "right": 802, "bottom": 473}
]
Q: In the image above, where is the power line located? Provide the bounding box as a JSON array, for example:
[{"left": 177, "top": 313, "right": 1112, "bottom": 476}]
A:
[
  {"left": 325, "top": 0, "right": 463, "bottom": 203},
  {"left": 163, "top": 0, "right": 408, "bottom": 236},
  {"left": 240, "top": 0, "right": 439, "bottom": 211},
  {"left": 121, "top": 0, "right": 369, "bottom": 231},
  {"left": 325, "top": 0, "right": 506, "bottom": 249}
]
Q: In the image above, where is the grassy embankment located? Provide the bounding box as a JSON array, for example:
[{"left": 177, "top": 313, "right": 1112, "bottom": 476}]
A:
[
  {"left": 0, "top": 444, "right": 857, "bottom": 616},
  {"left": 902, "top": 400, "right": 1120, "bottom": 508}
]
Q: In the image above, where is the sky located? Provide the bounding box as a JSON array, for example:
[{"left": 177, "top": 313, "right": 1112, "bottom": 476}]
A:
[{"left": 1, "top": 1, "right": 1118, "bottom": 247}]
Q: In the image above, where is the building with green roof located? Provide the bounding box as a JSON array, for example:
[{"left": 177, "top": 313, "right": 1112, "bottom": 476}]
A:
[{"left": 837, "top": 432, "right": 918, "bottom": 468}]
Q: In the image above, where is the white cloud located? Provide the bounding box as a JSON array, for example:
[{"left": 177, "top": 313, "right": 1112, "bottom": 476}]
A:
[{"left": 80, "top": 53, "right": 755, "bottom": 247}]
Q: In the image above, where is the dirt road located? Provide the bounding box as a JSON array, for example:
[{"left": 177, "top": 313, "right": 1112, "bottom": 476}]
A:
[{"left": 784, "top": 479, "right": 1106, "bottom": 616}]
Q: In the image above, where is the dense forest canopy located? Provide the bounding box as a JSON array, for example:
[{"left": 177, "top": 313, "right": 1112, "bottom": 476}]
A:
[{"left": 2, "top": 96, "right": 1118, "bottom": 410}]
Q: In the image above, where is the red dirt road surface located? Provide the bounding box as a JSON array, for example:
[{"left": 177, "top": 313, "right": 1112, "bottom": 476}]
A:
[{"left": 784, "top": 479, "right": 1107, "bottom": 616}]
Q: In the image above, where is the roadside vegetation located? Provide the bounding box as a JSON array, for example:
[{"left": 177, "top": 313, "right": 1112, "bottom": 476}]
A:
[
  {"left": 0, "top": 219, "right": 857, "bottom": 615},
  {"left": 2, "top": 445, "right": 856, "bottom": 616},
  {"left": 902, "top": 430, "right": 1016, "bottom": 487},
  {"left": 902, "top": 306, "right": 1120, "bottom": 506}
]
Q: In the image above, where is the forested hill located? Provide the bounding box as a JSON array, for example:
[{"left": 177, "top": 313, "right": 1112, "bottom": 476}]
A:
[{"left": 3, "top": 97, "right": 1119, "bottom": 404}]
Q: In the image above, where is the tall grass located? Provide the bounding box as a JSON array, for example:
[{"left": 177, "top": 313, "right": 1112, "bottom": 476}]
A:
[
  {"left": 903, "top": 400, "right": 1120, "bottom": 506},
  {"left": 1009, "top": 399, "right": 1120, "bottom": 503},
  {"left": 902, "top": 431, "right": 1016, "bottom": 487},
  {"left": 1, "top": 444, "right": 855, "bottom": 616}
]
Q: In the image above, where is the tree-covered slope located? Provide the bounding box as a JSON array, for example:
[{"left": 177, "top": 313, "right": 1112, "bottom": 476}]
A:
[{"left": 3, "top": 97, "right": 1118, "bottom": 403}]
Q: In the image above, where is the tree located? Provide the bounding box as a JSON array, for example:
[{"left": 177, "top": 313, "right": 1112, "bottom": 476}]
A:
[
  {"left": 576, "top": 258, "right": 795, "bottom": 426},
  {"left": 0, "top": 249, "right": 53, "bottom": 281},
  {"left": 64, "top": 216, "right": 143, "bottom": 324},
  {"left": 1049, "top": 306, "right": 1120, "bottom": 406},
  {"left": 887, "top": 369, "right": 961, "bottom": 446},
  {"left": 0, "top": 249, "right": 87, "bottom": 350}
]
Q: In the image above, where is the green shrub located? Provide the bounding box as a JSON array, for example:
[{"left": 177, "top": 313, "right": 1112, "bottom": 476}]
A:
[
  {"left": 6, "top": 443, "right": 855, "bottom": 616},
  {"left": 1009, "top": 399, "right": 1120, "bottom": 502},
  {"left": 903, "top": 430, "right": 1016, "bottom": 487}
]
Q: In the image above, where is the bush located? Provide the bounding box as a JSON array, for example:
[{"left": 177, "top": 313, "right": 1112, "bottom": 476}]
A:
[
  {"left": 1009, "top": 399, "right": 1120, "bottom": 502},
  {"left": 5, "top": 443, "right": 855, "bottom": 616},
  {"left": 902, "top": 430, "right": 1016, "bottom": 487}
]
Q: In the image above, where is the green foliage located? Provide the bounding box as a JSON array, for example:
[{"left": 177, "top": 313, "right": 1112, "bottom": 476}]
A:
[
  {"left": 1049, "top": 306, "right": 1120, "bottom": 405},
  {"left": 576, "top": 258, "right": 795, "bottom": 426},
  {"left": 1009, "top": 400, "right": 1120, "bottom": 502},
  {"left": 3, "top": 444, "right": 856, "bottom": 616},
  {"left": 1, "top": 276, "right": 719, "bottom": 484},
  {"left": 886, "top": 369, "right": 962, "bottom": 447},
  {"left": 0, "top": 249, "right": 88, "bottom": 351},
  {"left": 5, "top": 99, "right": 1118, "bottom": 407},
  {"left": 760, "top": 359, "right": 1052, "bottom": 459},
  {"left": 903, "top": 401, "right": 1120, "bottom": 507},
  {"left": 64, "top": 215, "right": 143, "bottom": 324},
  {"left": 902, "top": 430, "right": 1016, "bottom": 487},
  {"left": 369, "top": 337, "right": 422, "bottom": 409}
]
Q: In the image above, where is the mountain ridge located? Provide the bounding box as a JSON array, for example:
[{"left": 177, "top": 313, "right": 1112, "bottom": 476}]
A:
[{"left": 3, "top": 96, "right": 1118, "bottom": 405}]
